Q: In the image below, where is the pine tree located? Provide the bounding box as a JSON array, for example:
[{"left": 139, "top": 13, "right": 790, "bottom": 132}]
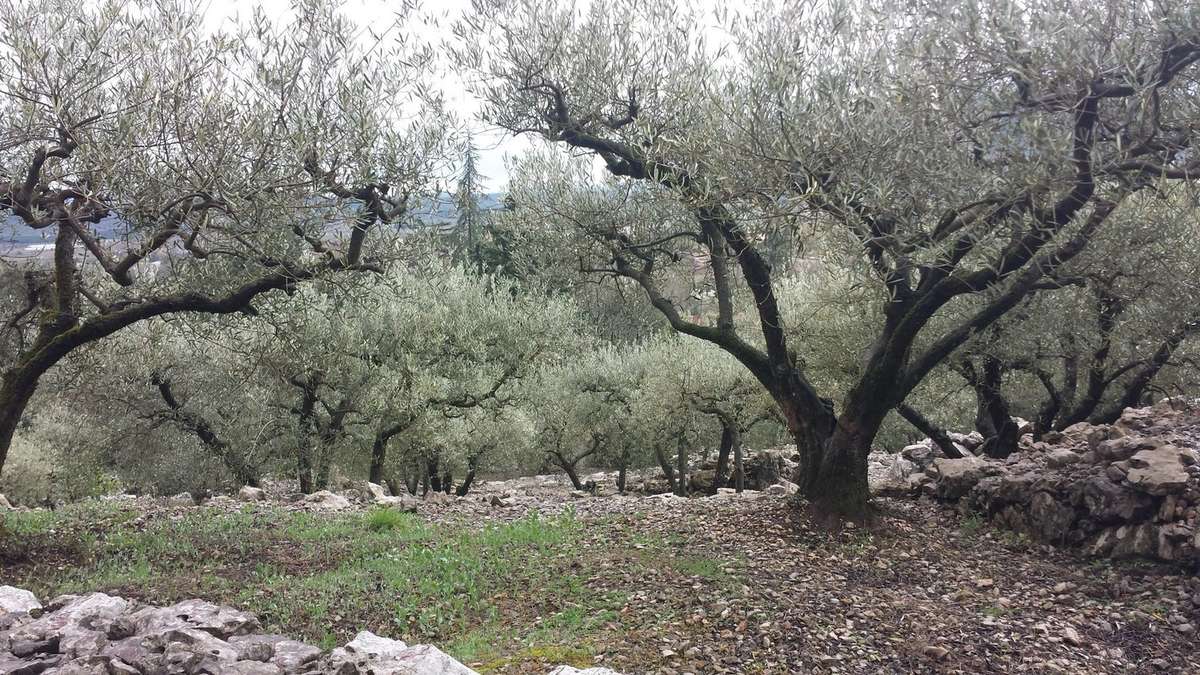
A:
[{"left": 455, "top": 136, "right": 485, "bottom": 270}]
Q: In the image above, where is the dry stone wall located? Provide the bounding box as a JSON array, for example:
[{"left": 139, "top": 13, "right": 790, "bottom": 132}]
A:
[
  {"left": 0, "top": 586, "right": 621, "bottom": 675},
  {"left": 878, "top": 400, "right": 1200, "bottom": 566}
]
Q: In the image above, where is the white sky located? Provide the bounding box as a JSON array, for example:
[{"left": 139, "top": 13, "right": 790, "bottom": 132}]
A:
[{"left": 202, "top": 0, "right": 536, "bottom": 192}]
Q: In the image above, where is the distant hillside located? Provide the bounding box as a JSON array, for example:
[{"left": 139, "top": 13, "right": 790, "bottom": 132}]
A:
[
  {"left": 409, "top": 192, "right": 505, "bottom": 224},
  {"left": 1, "top": 192, "right": 505, "bottom": 246}
]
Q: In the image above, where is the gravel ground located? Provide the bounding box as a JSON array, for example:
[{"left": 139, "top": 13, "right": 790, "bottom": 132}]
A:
[{"left": 5, "top": 472, "right": 1197, "bottom": 674}]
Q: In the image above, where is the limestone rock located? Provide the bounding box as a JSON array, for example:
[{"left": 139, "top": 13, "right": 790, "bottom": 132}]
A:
[
  {"left": 1012, "top": 417, "right": 1034, "bottom": 436},
  {"left": 1125, "top": 445, "right": 1195, "bottom": 496},
  {"left": 40, "top": 655, "right": 112, "bottom": 674},
  {"left": 238, "top": 486, "right": 267, "bottom": 502},
  {"left": 363, "top": 482, "right": 391, "bottom": 503},
  {"left": 0, "top": 494, "right": 12, "bottom": 510},
  {"left": 13, "top": 593, "right": 129, "bottom": 649},
  {"left": 640, "top": 476, "right": 672, "bottom": 495},
  {"left": 1046, "top": 449, "right": 1081, "bottom": 468},
  {"left": 230, "top": 634, "right": 322, "bottom": 670},
  {"left": 920, "top": 403, "right": 1200, "bottom": 565},
  {"left": 100, "top": 636, "right": 159, "bottom": 670},
  {"left": 150, "top": 626, "right": 240, "bottom": 672},
  {"left": 168, "top": 492, "right": 195, "bottom": 507},
  {"left": 766, "top": 480, "right": 799, "bottom": 496},
  {"left": 900, "top": 442, "right": 939, "bottom": 472},
  {"left": 303, "top": 491, "right": 351, "bottom": 510},
  {"left": 887, "top": 455, "right": 919, "bottom": 483},
  {"left": 0, "top": 589, "right": 480, "bottom": 675},
  {"left": 386, "top": 497, "right": 420, "bottom": 512},
  {"left": 380, "top": 644, "right": 477, "bottom": 675},
  {"left": 271, "top": 638, "right": 323, "bottom": 671},
  {"left": 226, "top": 661, "right": 285, "bottom": 674},
  {"left": 0, "top": 587, "right": 40, "bottom": 618},
  {"left": 130, "top": 598, "right": 260, "bottom": 639},
  {"left": 323, "top": 631, "right": 478, "bottom": 674},
  {"left": 928, "top": 456, "right": 1000, "bottom": 499},
  {"left": 949, "top": 431, "right": 984, "bottom": 452},
  {"left": 1095, "top": 437, "right": 1156, "bottom": 463},
  {"left": 339, "top": 630, "right": 409, "bottom": 661},
  {"left": 1029, "top": 492, "right": 1075, "bottom": 543},
  {"left": 688, "top": 469, "right": 716, "bottom": 494}
]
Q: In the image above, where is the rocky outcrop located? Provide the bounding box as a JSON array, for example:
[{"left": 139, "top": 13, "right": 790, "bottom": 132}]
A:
[
  {"left": 897, "top": 400, "right": 1200, "bottom": 565},
  {"left": 360, "top": 482, "right": 420, "bottom": 512},
  {"left": 301, "top": 490, "right": 352, "bottom": 511},
  {"left": 0, "top": 589, "right": 624, "bottom": 675},
  {"left": 644, "top": 449, "right": 798, "bottom": 495},
  {"left": 238, "top": 486, "right": 267, "bottom": 502},
  {"left": 0, "top": 587, "right": 40, "bottom": 618}
]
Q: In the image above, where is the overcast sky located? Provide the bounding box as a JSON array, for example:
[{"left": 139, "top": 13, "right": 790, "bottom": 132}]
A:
[{"left": 203, "top": 0, "right": 536, "bottom": 192}]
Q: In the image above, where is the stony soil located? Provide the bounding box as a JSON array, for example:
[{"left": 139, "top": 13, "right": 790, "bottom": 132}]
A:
[
  {"left": 545, "top": 491, "right": 1198, "bottom": 674},
  {"left": 5, "top": 473, "right": 1197, "bottom": 674}
]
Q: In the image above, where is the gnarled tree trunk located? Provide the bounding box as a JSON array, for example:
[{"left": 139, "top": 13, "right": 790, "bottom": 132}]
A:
[
  {"left": 960, "top": 357, "right": 1019, "bottom": 459},
  {"left": 895, "top": 403, "right": 964, "bottom": 459},
  {"left": 654, "top": 445, "right": 676, "bottom": 492},
  {"left": 712, "top": 423, "right": 735, "bottom": 493},
  {"left": 675, "top": 435, "right": 689, "bottom": 497}
]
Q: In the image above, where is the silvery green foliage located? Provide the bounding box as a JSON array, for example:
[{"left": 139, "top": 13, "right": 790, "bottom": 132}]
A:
[
  {"left": 350, "top": 267, "right": 584, "bottom": 483},
  {"left": 0, "top": 0, "right": 449, "bottom": 283},
  {"left": 940, "top": 188, "right": 1200, "bottom": 426},
  {"left": 527, "top": 334, "right": 784, "bottom": 483},
  {"left": 0, "top": 400, "right": 124, "bottom": 504},
  {"left": 0, "top": 0, "right": 456, "bottom": 477},
  {"left": 456, "top": 0, "right": 1200, "bottom": 495},
  {"left": 458, "top": 0, "right": 1199, "bottom": 330},
  {"left": 51, "top": 265, "right": 586, "bottom": 490}
]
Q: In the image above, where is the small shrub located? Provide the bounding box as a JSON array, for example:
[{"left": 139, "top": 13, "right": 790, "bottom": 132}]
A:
[
  {"left": 0, "top": 407, "right": 120, "bottom": 506},
  {"left": 365, "top": 508, "right": 410, "bottom": 532},
  {"left": 960, "top": 513, "right": 985, "bottom": 537}
]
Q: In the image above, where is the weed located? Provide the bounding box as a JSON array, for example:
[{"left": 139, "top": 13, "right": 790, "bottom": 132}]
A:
[
  {"left": 960, "top": 514, "right": 985, "bottom": 537},
  {"left": 672, "top": 554, "right": 724, "bottom": 580},
  {"left": 998, "top": 529, "right": 1031, "bottom": 550},
  {"left": 364, "top": 508, "right": 413, "bottom": 532}
]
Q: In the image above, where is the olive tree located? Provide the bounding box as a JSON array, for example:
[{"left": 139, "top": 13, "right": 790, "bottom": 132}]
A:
[
  {"left": 0, "top": 0, "right": 450, "bottom": 475},
  {"left": 673, "top": 341, "right": 782, "bottom": 493},
  {"left": 358, "top": 267, "right": 584, "bottom": 492},
  {"left": 456, "top": 0, "right": 1200, "bottom": 517},
  {"left": 946, "top": 189, "right": 1200, "bottom": 445},
  {"left": 527, "top": 338, "right": 698, "bottom": 493}
]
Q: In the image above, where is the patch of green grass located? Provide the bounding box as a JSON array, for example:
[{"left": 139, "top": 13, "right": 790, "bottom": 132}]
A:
[
  {"left": 476, "top": 643, "right": 595, "bottom": 673},
  {"left": 997, "top": 529, "right": 1032, "bottom": 550},
  {"left": 671, "top": 554, "right": 724, "bottom": 579},
  {"left": 6, "top": 501, "right": 751, "bottom": 673},
  {"left": 364, "top": 507, "right": 415, "bottom": 532},
  {"left": 2, "top": 503, "right": 629, "bottom": 668},
  {"left": 981, "top": 605, "right": 1012, "bottom": 618},
  {"left": 446, "top": 623, "right": 516, "bottom": 666},
  {"left": 960, "top": 513, "right": 985, "bottom": 537},
  {"left": 840, "top": 529, "right": 877, "bottom": 555}
]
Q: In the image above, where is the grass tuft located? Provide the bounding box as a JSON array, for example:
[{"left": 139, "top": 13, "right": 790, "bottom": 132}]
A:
[{"left": 364, "top": 507, "right": 413, "bottom": 532}]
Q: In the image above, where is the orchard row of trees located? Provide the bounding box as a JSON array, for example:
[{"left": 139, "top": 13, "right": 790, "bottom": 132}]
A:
[
  {"left": 2, "top": 0, "right": 1199, "bottom": 518},
  {"left": 5, "top": 265, "right": 789, "bottom": 500}
]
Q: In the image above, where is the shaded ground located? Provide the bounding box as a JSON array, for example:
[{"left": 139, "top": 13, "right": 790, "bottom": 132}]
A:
[{"left": 2, "top": 487, "right": 1196, "bottom": 674}]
